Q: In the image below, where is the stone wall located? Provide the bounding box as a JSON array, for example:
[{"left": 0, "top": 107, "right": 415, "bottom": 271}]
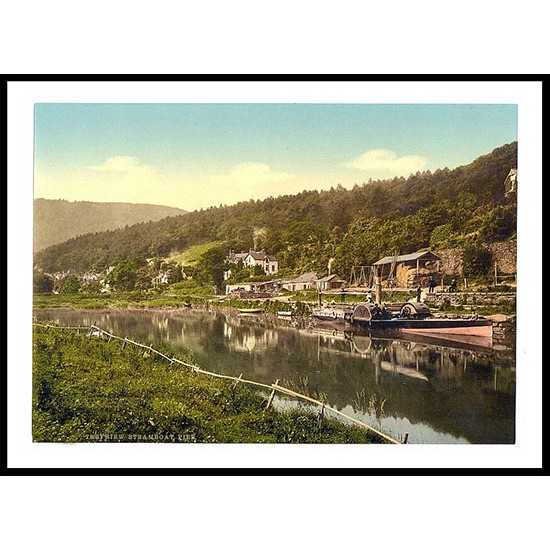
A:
[
  {"left": 436, "top": 248, "right": 463, "bottom": 275},
  {"left": 424, "top": 292, "right": 516, "bottom": 307},
  {"left": 489, "top": 240, "right": 517, "bottom": 274},
  {"left": 436, "top": 239, "right": 516, "bottom": 276},
  {"left": 487, "top": 314, "right": 516, "bottom": 340}
]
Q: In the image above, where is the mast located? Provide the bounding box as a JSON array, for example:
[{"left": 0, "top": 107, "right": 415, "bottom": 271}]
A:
[{"left": 374, "top": 265, "right": 382, "bottom": 305}]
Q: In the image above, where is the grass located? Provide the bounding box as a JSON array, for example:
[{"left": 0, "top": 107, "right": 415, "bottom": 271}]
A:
[
  {"left": 33, "top": 327, "right": 387, "bottom": 443},
  {"left": 166, "top": 240, "right": 224, "bottom": 266},
  {"left": 33, "top": 291, "right": 210, "bottom": 309}
]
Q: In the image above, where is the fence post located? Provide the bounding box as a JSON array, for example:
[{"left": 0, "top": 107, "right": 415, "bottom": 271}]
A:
[
  {"left": 265, "top": 379, "right": 279, "bottom": 410},
  {"left": 232, "top": 373, "right": 243, "bottom": 390}
]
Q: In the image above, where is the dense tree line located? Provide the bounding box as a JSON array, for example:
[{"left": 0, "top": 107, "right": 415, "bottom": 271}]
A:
[{"left": 34, "top": 142, "right": 517, "bottom": 279}]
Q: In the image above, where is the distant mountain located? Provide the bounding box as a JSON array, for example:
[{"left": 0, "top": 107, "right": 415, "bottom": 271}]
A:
[{"left": 34, "top": 199, "right": 187, "bottom": 252}]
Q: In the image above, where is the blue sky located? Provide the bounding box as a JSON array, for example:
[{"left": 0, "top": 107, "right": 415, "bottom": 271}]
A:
[{"left": 34, "top": 103, "right": 517, "bottom": 210}]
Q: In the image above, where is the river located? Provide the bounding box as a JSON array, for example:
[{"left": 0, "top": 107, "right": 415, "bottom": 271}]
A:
[{"left": 34, "top": 307, "right": 516, "bottom": 444}]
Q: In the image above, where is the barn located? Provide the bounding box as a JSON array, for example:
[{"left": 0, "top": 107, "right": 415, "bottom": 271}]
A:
[{"left": 373, "top": 250, "right": 442, "bottom": 287}]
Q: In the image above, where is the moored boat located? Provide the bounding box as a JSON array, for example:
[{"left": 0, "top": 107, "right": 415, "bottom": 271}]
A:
[
  {"left": 277, "top": 310, "right": 294, "bottom": 317},
  {"left": 311, "top": 301, "right": 493, "bottom": 340},
  {"left": 311, "top": 306, "right": 353, "bottom": 323}
]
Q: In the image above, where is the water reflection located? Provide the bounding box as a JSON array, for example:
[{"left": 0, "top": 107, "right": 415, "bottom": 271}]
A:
[{"left": 35, "top": 307, "right": 516, "bottom": 444}]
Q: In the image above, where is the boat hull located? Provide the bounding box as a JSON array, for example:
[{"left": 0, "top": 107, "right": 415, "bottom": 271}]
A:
[
  {"left": 352, "top": 318, "right": 493, "bottom": 338},
  {"left": 312, "top": 307, "right": 353, "bottom": 323}
]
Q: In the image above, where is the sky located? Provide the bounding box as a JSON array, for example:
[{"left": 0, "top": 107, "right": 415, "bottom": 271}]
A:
[{"left": 34, "top": 103, "right": 517, "bottom": 211}]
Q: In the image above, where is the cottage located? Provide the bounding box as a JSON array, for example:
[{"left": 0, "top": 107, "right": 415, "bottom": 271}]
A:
[
  {"left": 226, "top": 251, "right": 249, "bottom": 264},
  {"left": 244, "top": 250, "right": 278, "bottom": 275},
  {"left": 315, "top": 274, "right": 346, "bottom": 291},
  {"left": 225, "top": 283, "right": 256, "bottom": 295},
  {"left": 227, "top": 249, "right": 278, "bottom": 275},
  {"left": 282, "top": 272, "right": 318, "bottom": 292}
]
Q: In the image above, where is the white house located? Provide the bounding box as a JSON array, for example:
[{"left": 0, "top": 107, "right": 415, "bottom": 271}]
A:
[{"left": 227, "top": 249, "right": 278, "bottom": 275}]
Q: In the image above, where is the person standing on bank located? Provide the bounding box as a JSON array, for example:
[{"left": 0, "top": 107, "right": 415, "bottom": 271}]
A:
[
  {"left": 416, "top": 286, "right": 422, "bottom": 303},
  {"left": 428, "top": 275, "right": 436, "bottom": 293}
]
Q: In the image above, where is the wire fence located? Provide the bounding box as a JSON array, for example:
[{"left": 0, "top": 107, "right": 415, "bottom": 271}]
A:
[{"left": 33, "top": 321, "right": 401, "bottom": 444}]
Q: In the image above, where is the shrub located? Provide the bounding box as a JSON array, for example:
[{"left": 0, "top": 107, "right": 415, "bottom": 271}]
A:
[{"left": 462, "top": 242, "right": 492, "bottom": 277}]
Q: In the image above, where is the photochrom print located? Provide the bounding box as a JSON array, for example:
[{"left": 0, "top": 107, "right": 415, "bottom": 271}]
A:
[{"left": 32, "top": 102, "right": 517, "bottom": 445}]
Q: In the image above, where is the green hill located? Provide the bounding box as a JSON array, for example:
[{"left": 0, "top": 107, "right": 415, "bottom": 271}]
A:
[
  {"left": 166, "top": 241, "right": 225, "bottom": 266},
  {"left": 34, "top": 199, "right": 187, "bottom": 252},
  {"left": 34, "top": 142, "right": 517, "bottom": 276}
]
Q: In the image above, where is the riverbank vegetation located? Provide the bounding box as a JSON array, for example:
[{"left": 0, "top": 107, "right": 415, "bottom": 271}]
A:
[
  {"left": 33, "top": 291, "right": 209, "bottom": 309},
  {"left": 33, "top": 327, "right": 387, "bottom": 443},
  {"left": 33, "top": 288, "right": 516, "bottom": 316}
]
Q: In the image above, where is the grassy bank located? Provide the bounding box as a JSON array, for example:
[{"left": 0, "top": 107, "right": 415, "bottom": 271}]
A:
[
  {"left": 33, "top": 327, "right": 387, "bottom": 443},
  {"left": 34, "top": 291, "right": 515, "bottom": 317},
  {"left": 33, "top": 292, "right": 209, "bottom": 309}
]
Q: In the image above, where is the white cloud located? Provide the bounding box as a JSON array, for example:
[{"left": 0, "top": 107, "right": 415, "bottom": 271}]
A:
[
  {"left": 88, "top": 156, "right": 155, "bottom": 174},
  {"left": 37, "top": 160, "right": 300, "bottom": 211},
  {"left": 346, "top": 149, "right": 428, "bottom": 178},
  {"left": 210, "top": 162, "right": 295, "bottom": 185}
]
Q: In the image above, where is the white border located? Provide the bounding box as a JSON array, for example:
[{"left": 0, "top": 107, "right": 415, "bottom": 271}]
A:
[{"left": 7, "top": 80, "right": 542, "bottom": 469}]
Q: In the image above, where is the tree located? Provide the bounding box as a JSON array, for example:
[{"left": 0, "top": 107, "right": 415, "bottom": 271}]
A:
[
  {"left": 107, "top": 259, "right": 137, "bottom": 291},
  {"left": 135, "top": 266, "right": 154, "bottom": 291},
  {"left": 163, "top": 260, "right": 184, "bottom": 284},
  {"left": 33, "top": 269, "right": 54, "bottom": 293},
  {"left": 462, "top": 242, "right": 492, "bottom": 277},
  {"left": 195, "top": 246, "right": 227, "bottom": 292},
  {"left": 479, "top": 205, "right": 516, "bottom": 241},
  {"left": 60, "top": 274, "right": 81, "bottom": 294},
  {"left": 430, "top": 224, "right": 459, "bottom": 249}
]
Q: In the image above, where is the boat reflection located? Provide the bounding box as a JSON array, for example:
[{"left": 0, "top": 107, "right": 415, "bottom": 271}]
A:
[{"left": 307, "top": 326, "right": 509, "bottom": 385}]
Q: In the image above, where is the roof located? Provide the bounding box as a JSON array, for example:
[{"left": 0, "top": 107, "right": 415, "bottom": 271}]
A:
[
  {"left": 246, "top": 251, "right": 277, "bottom": 261},
  {"left": 373, "top": 251, "right": 442, "bottom": 266},
  {"left": 317, "top": 274, "right": 345, "bottom": 283},
  {"left": 228, "top": 252, "right": 248, "bottom": 261},
  {"left": 287, "top": 272, "right": 318, "bottom": 283}
]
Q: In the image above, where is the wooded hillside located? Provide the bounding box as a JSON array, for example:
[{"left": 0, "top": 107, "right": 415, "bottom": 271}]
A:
[{"left": 34, "top": 142, "right": 517, "bottom": 277}]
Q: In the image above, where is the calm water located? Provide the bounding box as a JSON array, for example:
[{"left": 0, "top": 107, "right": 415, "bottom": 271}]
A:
[{"left": 34, "top": 307, "right": 516, "bottom": 444}]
